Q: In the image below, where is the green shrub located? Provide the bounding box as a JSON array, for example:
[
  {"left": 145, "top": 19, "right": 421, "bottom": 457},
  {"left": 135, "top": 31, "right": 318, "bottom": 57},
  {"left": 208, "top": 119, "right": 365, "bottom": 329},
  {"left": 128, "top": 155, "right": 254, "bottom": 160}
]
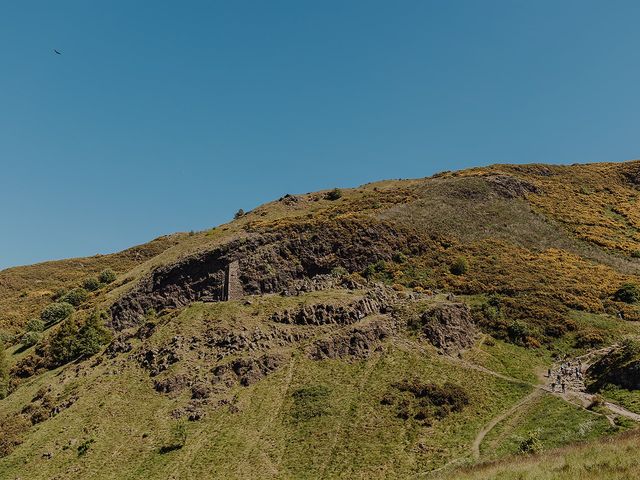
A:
[
  {"left": 519, "top": 430, "right": 543, "bottom": 454},
  {"left": 392, "top": 251, "right": 408, "bottom": 263},
  {"left": 575, "top": 329, "right": 606, "bottom": 348},
  {"left": 632, "top": 250, "right": 640, "bottom": 259},
  {"left": 77, "top": 438, "right": 95, "bottom": 457},
  {"left": 325, "top": 188, "right": 342, "bottom": 200},
  {"left": 98, "top": 269, "right": 117, "bottom": 284},
  {"left": 0, "top": 415, "right": 30, "bottom": 457},
  {"left": 450, "top": 256, "right": 468, "bottom": 275},
  {"left": 48, "top": 311, "right": 112, "bottom": 366},
  {"left": 614, "top": 283, "right": 640, "bottom": 304},
  {"left": 76, "top": 311, "right": 112, "bottom": 357},
  {"left": 48, "top": 318, "right": 80, "bottom": 365},
  {"left": 58, "top": 288, "right": 89, "bottom": 307},
  {"left": 20, "top": 331, "right": 41, "bottom": 348},
  {"left": 40, "top": 302, "right": 74, "bottom": 326},
  {"left": 0, "top": 330, "right": 13, "bottom": 345},
  {"left": 507, "top": 321, "right": 531, "bottom": 345},
  {"left": 363, "top": 260, "right": 391, "bottom": 280},
  {"left": 25, "top": 318, "right": 45, "bottom": 333},
  {"left": 619, "top": 337, "right": 640, "bottom": 359},
  {"left": 330, "top": 266, "right": 348, "bottom": 277},
  {"left": 82, "top": 277, "right": 101, "bottom": 291}
]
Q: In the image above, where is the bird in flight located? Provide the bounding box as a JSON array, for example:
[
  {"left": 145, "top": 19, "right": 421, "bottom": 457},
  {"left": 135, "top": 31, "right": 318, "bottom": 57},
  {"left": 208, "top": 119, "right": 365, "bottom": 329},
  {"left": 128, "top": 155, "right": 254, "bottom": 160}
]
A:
[{"left": 53, "top": 49, "right": 62, "bottom": 55}]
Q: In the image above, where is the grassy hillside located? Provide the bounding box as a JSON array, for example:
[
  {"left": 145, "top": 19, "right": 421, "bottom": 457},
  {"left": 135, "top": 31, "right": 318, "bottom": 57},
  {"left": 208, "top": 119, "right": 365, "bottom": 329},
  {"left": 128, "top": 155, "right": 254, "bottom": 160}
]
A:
[
  {"left": 2, "top": 160, "right": 640, "bottom": 478},
  {"left": 442, "top": 429, "right": 640, "bottom": 480},
  {"left": 0, "top": 234, "right": 185, "bottom": 334}
]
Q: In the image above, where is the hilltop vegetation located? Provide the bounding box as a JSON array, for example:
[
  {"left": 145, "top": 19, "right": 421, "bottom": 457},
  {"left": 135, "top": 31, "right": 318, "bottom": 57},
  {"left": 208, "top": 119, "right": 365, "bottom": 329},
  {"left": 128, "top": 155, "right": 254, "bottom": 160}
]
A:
[{"left": 1, "top": 161, "right": 640, "bottom": 478}]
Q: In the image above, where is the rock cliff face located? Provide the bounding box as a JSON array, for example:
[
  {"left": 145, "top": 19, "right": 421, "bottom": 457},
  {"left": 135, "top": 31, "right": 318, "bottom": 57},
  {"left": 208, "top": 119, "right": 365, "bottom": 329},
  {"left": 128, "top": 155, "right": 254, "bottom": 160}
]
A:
[
  {"left": 587, "top": 341, "right": 640, "bottom": 391},
  {"left": 412, "top": 302, "right": 477, "bottom": 353},
  {"left": 110, "top": 219, "right": 425, "bottom": 330}
]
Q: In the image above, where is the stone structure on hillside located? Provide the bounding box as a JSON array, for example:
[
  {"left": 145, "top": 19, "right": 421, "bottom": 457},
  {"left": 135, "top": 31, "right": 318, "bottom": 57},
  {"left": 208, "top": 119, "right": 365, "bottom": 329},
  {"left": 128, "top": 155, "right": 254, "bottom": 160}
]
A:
[{"left": 224, "top": 260, "right": 243, "bottom": 300}]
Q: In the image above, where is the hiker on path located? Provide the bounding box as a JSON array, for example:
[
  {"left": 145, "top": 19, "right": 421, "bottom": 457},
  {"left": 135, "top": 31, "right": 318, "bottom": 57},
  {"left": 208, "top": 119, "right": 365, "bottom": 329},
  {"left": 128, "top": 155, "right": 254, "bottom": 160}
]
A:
[
  {"left": 551, "top": 382, "right": 556, "bottom": 392},
  {"left": 547, "top": 368, "right": 551, "bottom": 377},
  {"left": 561, "top": 382, "right": 566, "bottom": 393}
]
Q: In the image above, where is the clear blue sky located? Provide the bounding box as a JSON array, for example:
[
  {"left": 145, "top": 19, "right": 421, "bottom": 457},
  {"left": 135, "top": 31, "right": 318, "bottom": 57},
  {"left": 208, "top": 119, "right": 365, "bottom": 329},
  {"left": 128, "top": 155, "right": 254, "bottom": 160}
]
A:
[{"left": 2, "top": 1, "right": 640, "bottom": 270}]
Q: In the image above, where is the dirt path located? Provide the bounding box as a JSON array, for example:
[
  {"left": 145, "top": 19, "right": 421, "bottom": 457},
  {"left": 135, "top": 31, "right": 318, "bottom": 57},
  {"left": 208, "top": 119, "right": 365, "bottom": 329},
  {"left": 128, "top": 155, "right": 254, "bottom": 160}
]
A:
[
  {"left": 540, "top": 348, "right": 640, "bottom": 423},
  {"left": 471, "top": 388, "right": 543, "bottom": 459},
  {"left": 399, "top": 338, "right": 640, "bottom": 477}
]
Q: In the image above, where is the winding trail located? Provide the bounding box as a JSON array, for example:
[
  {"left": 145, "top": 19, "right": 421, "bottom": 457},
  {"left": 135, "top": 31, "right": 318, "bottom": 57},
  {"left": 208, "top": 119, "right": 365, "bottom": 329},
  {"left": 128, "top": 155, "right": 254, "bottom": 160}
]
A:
[
  {"left": 404, "top": 338, "right": 640, "bottom": 477},
  {"left": 470, "top": 389, "right": 542, "bottom": 459}
]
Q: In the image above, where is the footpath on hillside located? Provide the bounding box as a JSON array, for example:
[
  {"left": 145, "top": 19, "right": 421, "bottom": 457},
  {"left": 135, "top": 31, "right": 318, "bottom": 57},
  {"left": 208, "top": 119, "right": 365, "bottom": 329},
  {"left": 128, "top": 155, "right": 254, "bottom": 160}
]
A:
[
  {"left": 406, "top": 338, "right": 640, "bottom": 477},
  {"left": 541, "top": 346, "right": 640, "bottom": 423},
  {"left": 459, "top": 342, "right": 640, "bottom": 463}
]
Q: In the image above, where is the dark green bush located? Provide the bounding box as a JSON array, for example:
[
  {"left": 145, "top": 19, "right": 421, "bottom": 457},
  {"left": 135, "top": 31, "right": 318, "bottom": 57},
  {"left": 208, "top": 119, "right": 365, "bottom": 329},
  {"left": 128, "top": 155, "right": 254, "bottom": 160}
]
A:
[
  {"left": 519, "top": 430, "right": 543, "bottom": 455},
  {"left": 449, "top": 256, "right": 468, "bottom": 275},
  {"left": 76, "top": 311, "right": 112, "bottom": 357},
  {"left": 20, "top": 331, "right": 41, "bottom": 348},
  {"left": 325, "top": 188, "right": 342, "bottom": 200},
  {"left": 388, "top": 379, "right": 469, "bottom": 423},
  {"left": 77, "top": 438, "right": 95, "bottom": 457},
  {"left": 25, "top": 318, "right": 45, "bottom": 333},
  {"left": 48, "top": 311, "right": 112, "bottom": 366},
  {"left": 98, "top": 269, "right": 117, "bottom": 284},
  {"left": 614, "top": 283, "right": 640, "bottom": 304},
  {"left": 507, "top": 321, "right": 531, "bottom": 345},
  {"left": 58, "top": 288, "right": 88, "bottom": 307},
  {"left": 40, "top": 302, "right": 74, "bottom": 326},
  {"left": 234, "top": 209, "right": 245, "bottom": 219},
  {"left": 392, "top": 251, "right": 408, "bottom": 263},
  {"left": 363, "top": 260, "right": 391, "bottom": 281},
  {"left": 82, "top": 277, "right": 101, "bottom": 291}
]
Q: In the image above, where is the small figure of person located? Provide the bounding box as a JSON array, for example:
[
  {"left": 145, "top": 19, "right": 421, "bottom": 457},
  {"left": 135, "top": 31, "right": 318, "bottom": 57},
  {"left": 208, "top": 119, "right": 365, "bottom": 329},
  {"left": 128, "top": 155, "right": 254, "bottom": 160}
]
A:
[
  {"left": 561, "top": 382, "right": 566, "bottom": 393},
  {"left": 547, "top": 368, "right": 551, "bottom": 377},
  {"left": 551, "top": 382, "right": 556, "bottom": 392}
]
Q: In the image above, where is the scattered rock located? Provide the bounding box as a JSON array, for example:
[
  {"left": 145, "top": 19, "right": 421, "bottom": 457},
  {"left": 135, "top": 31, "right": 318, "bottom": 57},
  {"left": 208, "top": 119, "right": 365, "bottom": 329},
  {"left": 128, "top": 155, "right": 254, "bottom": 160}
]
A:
[{"left": 153, "top": 374, "right": 191, "bottom": 394}]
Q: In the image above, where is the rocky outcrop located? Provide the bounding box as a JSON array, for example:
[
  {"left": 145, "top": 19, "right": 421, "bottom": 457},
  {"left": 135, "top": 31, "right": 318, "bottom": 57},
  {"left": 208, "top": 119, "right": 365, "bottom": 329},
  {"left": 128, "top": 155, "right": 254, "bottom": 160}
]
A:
[
  {"left": 213, "top": 353, "right": 285, "bottom": 387},
  {"left": 587, "top": 340, "right": 640, "bottom": 391},
  {"left": 308, "top": 316, "right": 397, "bottom": 360},
  {"left": 413, "top": 302, "right": 477, "bottom": 353},
  {"left": 485, "top": 174, "right": 540, "bottom": 199},
  {"left": 271, "top": 288, "right": 394, "bottom": 326},
  {"left": 110, "top": 219, "right": 425, "bottom": 330}
]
